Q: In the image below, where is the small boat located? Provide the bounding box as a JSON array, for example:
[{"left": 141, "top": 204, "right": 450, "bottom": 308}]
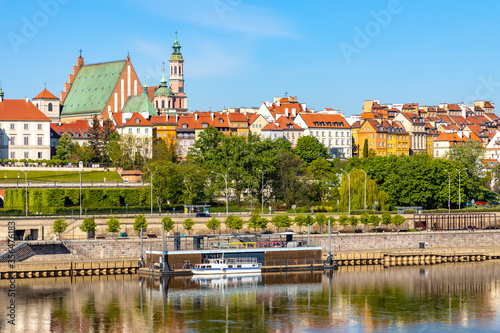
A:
[{"left": 192, "top": 257, "right": 262, "bottom": 275}]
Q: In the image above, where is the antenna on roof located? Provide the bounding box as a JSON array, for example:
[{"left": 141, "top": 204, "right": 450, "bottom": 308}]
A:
[
  {"left": 44, "top": 82, "right": 46, "bottom": 89},
  {"left": 285, "top": 90, "right": 288, "bottom": 97}
]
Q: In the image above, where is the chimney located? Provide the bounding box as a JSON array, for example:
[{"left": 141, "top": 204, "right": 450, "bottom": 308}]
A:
[
  {"left": 195, "top": 113, "right": 199, "bottom": 121},
  {"left": 285, "top": 108, "right": 289, "bottom": 117},
  {"left": 211, "top": 113, "right": 214, "bottom": 121},
  {"left": 25, "top": 97, "right": 29, "bottom": 103},
  {"left": 175, "top": 114, "right": 178, "bottom": 123},
  {"left": 292, "top": 108, "right": 296, "bottom": 117}
]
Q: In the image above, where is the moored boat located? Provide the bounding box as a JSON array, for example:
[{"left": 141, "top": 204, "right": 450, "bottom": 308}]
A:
[{"left": 192, "top": 257, "right": 261, "bottom": 275}]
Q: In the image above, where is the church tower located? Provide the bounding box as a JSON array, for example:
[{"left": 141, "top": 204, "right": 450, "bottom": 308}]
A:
[{"left": 169, "top": 34, "right": 187, "bottom": 111}]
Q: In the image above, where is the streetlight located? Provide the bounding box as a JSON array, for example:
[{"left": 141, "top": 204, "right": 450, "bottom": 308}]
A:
[
  {"left": 360, "top": 169, "right": 367, "bottom": 210},
  {"left": 78, "top": 169, "right": 82, "bottom": 217},
  {"left": 455, "top": 169, "right": 466, "bottom": 210},
  {"left": 149, "top": 169, "right": 158, "bottom": 215},
  {"left": 212, "top": 167, "right": 231, "bottom": 216},
  {"left": 259, "top": 169, "right": 267, "bottom": 215},
  {"left": 340, "top": 169, "right": 351, "bottom": 215},
  {"left": 20, "top": 170, "right": 28, "bottom": 217},
  {"left": 444, "top": 169, "right": 450, "bottom": 213}
]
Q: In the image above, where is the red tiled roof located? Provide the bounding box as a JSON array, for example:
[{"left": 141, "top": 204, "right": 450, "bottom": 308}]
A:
[
  {"left": 484, "top": 101, "right": 494, "bottom": 108},
  {"left": 486, "top": 113, "right": 499, "bottom": 121},
  {"left": 50, "top": 120, "right": 91, "bottom": 137},
  {"left": 438, "top": 115, "right": 452, "bottom": 123},
  {"left": 450, "top": 116, "right": 468, "bottom": 124},
  {"left": 149, "top": 115, "right": 177, "bottom": 125},
  {"left": 177, "top": 115, "right": 196, "bottom": 129},
  {"left": 299, "top": 114, "right": 350, "bottom": 128},
  {"left": 122, "top": 113, "right": 153, "bottom": 127},
  {"left": 228, "top": 113, "right": 247, "bottom": 122},
  {"left": 0, "top": 100, "right": 51, "bottom": 121},
  {"left": 447, "top": 104, "right": 461, "bottom": 111},
  {"left": 247, "top": 114, "right": 260, "bottom": 125},
  {"left": 33, "top": 89, "right": 58, "bottom": 100},
  {"left": 466, "top": 116, "right": 484, "bottom": 125},
  {"left": 276, "top": 116, "right": 302, "bottom": 130},
  {"left": 262, "top": 123, "right": 281, "bottom": 131}
]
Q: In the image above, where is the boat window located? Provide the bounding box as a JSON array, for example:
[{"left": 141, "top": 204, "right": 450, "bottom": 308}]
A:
[
  {"left": 207, "top": 266, "right": 211, "bottom": 268},
  {"left": 237, "top": 265, "right": 242, "bottom": 268},
  {"left": 228, "top": 265, "right": 233, "bottom": 268}
]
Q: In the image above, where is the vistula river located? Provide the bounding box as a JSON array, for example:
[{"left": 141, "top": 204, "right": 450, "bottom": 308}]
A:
[{"left": 1, "top": 261, "right": 500, "bottom": 332}]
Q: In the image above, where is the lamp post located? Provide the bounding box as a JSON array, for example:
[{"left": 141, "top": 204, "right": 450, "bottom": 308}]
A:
[
  {"left": 360, "top": 169, "right": 367, "bottom": 210},
  {"left": 444, "top": 169, "right": 450, "bottom": 213},
  {"left": 259, "top": 169, "right": 267, "bottom": 215},
  {"left": 20, "top": 170, "right": 28, "bottom": 217},
  {"left": 78, "top": 169, "right": 82, "bottom": 217},
  {"left": 212, "top": 167, "right": 231, "bottom": 216},
  {"left": 340, "top": 169, "right": 351, "bottom": 215},
  {"left": 149, "top": 169, "right": 157, "bottom": 215},
  {"left": 455, "top": 169, "right": 466, "bottom": 210}
]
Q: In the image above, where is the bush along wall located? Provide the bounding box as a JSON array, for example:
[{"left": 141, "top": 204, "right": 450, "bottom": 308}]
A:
[{"left": 4, "top": 188, "right": 151, "bottom": 213}]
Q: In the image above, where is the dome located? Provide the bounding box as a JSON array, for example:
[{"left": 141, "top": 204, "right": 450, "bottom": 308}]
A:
[{"left": 154, "top": 74, "right": 173, "bottom": 97}]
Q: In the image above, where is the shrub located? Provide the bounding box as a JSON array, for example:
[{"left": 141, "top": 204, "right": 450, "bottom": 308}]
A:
[
  {"left": 206, "top": 217, "right": 221, "bottom": 234},
  {"left": 225, "top": 215, "right": 244, "bottom": 232},
  {"left": 52, "top": 219, "right": 69, "bottom": 235},
  {"left": 133, "top": 214, "right": 148, "bottom": 232},
  {"left": 106, "top": 217, "right": 121, "bottom": 233},
  {"left": 183, "top": 218, "right": 195, "bottom": 234},
  {"left": 79, "top": 218, "right": 97, "bottom": 233},
  {"left": 248, "top": 214, "right": 268, "bottom": 232},
  {"left": 162, "top": 216, "right": 175, "bottom": 232}
]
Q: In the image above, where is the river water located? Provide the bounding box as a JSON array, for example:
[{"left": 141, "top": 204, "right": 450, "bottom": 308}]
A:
[{"left": 1, "top": 261, "right": 500, "bottom": 332}]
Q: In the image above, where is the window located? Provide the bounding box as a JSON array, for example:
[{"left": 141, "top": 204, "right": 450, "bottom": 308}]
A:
[
  {"left": 24, "top": 152, "right": 29, "bottom": 159},
  {"left": 329, "top": 132, "right": 332, "bottom": 137},
  {"left": 37, "top": 137, "right": 42, "bottom": 145},
  {"left": 182, "top": 124, "right": 188, "bottom": 129},
  {"left": 24, "top": 124, "right": 29, "bottom": 130},
  {"left": 341, "top": 132, "right": 344, "bottom": 137},
  {"left": 48, "top": 103, "right": 53, "bottom": 112},
  {"left": 137, "top": 128, "right": 140, "bottom": 134},
  {"left": 128, "top": 128, "right": 132, "bottom": 133},
  {"left": 137, "top": 138, "right": 141, "bottom": 144},
  {"left": 316, "top": 131, "right": 319, "bottom": 136},
  {"left": 372, "top": 134, "right": 374, "bottom": 139},
  {"left": 24, "top": 137, "right": 29, "bottom": 145},
  {"left": 336, "top": 132, "right": 339, "bottom": 137},
  {"left": 145, "top": 128, "right": 149, "bottom": 134},
  {"left": 163, "top": 133, "right": 166, "bottom": 137},
  {"left": 202, "top": 123, "right": 208, "bottom": 128},
  {"left": 38, "top": 152, "right": 42, "bottom": 159},
  {"left": 336, "top": 139, "right": 339, "bottom": 145},
  {"left": 347, "top": 132, "right": 350, "bottom": 137},
  {"left": 341, "top": 139, "right": 344, "bottom": 145},
  {"left": 135, "top": 118, "right": 140, "bottom": 124},
  {"left": 322, "top": 131, "right": 325, "bottom": 137},
  {"left": 10, "top": 124, "right": 15, "bottom": 130},
  {"left": 162, "top": 101, "right": 165, "bottom": 108},
  {"left": 10, "top": 137, "right": 15, "bottom": 145},
  {"left": 10, "top": 152, "right": 15, "bottom": 159},
  {"left": 219, "top": 119, "right": 224, "bottom": 124},
  {"left": 38, "top": 124, "right": 42, "bottom": 130},
  {"left": 157, "top": 134, "right": 161, "bottom": 138}
]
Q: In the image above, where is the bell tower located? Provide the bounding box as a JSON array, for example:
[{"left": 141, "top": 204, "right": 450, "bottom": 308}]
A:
[{"left": 169, "top": 32, "right": 187, "bottom": 111}]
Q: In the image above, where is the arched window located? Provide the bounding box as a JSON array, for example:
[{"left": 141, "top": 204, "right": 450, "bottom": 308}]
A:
[
  {"left": 156, "top": 101, "right": 158, "bottom": 108},
  {"left": 36, "top": 103, "right": 39, "bottom": 109},
  {"left": 162, "top": 100, "right": 165, "bottom": 109},
  {"left": 179, "top": 66, "right": 182, "bottom": 75},
  {"left": 48, "top": 103, "right": 53, "bottom": 111},
  {"left": 174, "top": 67, "right": 177, "bottom": 74},
  {"left": 168, "top": 101, "right": 171, "bottom": 108}
]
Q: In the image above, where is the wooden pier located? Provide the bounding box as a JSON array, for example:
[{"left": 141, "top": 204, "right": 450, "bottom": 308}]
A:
[{"left": 0, "top": 259, "right": 138, "bottom": 279}]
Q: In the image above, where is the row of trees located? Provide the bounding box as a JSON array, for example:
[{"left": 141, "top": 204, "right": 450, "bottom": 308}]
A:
[{"left": 52, "top": 213, "right": 407, "bottom": 238}]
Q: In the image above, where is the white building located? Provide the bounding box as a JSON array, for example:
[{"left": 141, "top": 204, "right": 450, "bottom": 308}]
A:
[
  {"left": 294, "top": 113, "right": 352, "bottom": 158},
  {"left": 0, "top": 96, "right": 51, "bottom": 160}
]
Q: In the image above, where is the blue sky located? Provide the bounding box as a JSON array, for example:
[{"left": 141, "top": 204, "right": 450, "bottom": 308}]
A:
[{"left": 2, "top": 0, "right": 500, "bottom": 115}]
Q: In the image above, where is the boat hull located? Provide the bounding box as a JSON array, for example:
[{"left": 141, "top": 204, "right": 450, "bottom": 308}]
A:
[{"left": 192, "top": 267, "right": 261, "bottom": 275}]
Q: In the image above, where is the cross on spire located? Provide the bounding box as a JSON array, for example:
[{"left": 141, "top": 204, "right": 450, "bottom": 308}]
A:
[
  {"left": 162, "top": 61, "right": 165, "bottom": 71},
  {"left": 175, "top": 30, "right": 178, "bottom": 38},
  {"left": 79, "top": 49, "right": 83, "bottom": 57}
]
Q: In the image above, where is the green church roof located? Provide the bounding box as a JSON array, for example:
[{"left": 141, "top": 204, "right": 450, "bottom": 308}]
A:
[
  {"left": 121, "top": 94, "right": 157, "bottom": 116},
  {"left": 154, "top": 74, "right": 174, "bottom": 97},
  {"left": 61, "top": 60, "right": 126, "bottom": 116}
]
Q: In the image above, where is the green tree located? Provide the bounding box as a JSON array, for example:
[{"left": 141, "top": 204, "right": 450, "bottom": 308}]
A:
[
  {"left": 369, "top": 215, "right": 381, "bottom": 230},
  {"left": 338, "top": 214, "right": 348, "bottom": 228},
  {"left": 52, "top": 219, "right": 69, "bottom": 237},
  {"left": 189, "top": 126, "right": 225, "bottom": 162},
  {"left": 56, "top": 133, "right": 74, "bottom": 161},
  {"left": 88, "top": 114, "right": 103, "bottom": 163},
  {"left": 79, "top": 218, "right": 97, "bottom": 233},
  {"left": 271, "top": 214, "right": 293, "bottom": 233},
  {"left": 326, "top": 216, "right": 336, "bottom": 229},
  {"left": 294, "top": 136, "right": 328, "bottom": 164},
  {"left": 392, "top": 214, "right": 406, "bottom": 230},
  {"left": 315, "top": 214, "right": 328, "bottom": 233},
  {"left": 248, "top": 214, "right": 268, "bottom": 232},
  {"left": 182, "top": 218, "right": 195, "bottom": 235},
  {"left": 360, "top": 212, "right": 370, "bottom": 231},
  {"left": 362, "top": 139, "right": 369, "bottom": 159},
  {"left": 348, "top": 215, "right": 358, "bottom": 231},
  {"left": 271, "top": 149, "right": 308, "bottom": 206},
  {"left": 206, "top": 217, "right": 221, "bottom": 235},
  {"left": 225, "top": 215, "right": 244, "bottom": 233},
  {"left": 162, "top": 216, "right": 175, "bottom": 232},
  {"left": 133, "top": 214, "right": 148, "bottom": 232},
  {"left": 381, "top": 212, "right": 392, "bottom": 228},
  {"left": 106, "top": 217, "right": 121, "bottom": 233},
  {"left": 306, "top": 158, "right": 338, "bottom": 201}
]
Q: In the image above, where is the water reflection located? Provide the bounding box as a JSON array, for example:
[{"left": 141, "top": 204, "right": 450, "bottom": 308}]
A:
[{"left": 0, "top": 262, "right": 499, "bottom": 332}]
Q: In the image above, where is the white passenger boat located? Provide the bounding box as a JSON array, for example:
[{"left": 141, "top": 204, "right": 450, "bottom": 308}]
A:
[{"left": 192, "top": 257, "right": 262, "bottom": 275}]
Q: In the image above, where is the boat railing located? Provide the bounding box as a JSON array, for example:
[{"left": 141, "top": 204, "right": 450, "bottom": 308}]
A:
[{"left": 210, "top": 241, "right": 287, "bottom": 250}]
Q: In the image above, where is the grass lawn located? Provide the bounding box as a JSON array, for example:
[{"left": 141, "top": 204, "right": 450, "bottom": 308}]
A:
[{"left": 0, "top": 170, "right": 124, "bottom": 183}]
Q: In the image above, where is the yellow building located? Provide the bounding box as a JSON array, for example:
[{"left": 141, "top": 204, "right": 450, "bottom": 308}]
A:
[
  {"left": 228, "top": 113, "right": 250, "bottom": 137},
  {"left": 150, "top": 115, "right": 178, "bottom": 145},
  {"left": 358, "top": 119, "right": 409, "bottom": 157}
]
